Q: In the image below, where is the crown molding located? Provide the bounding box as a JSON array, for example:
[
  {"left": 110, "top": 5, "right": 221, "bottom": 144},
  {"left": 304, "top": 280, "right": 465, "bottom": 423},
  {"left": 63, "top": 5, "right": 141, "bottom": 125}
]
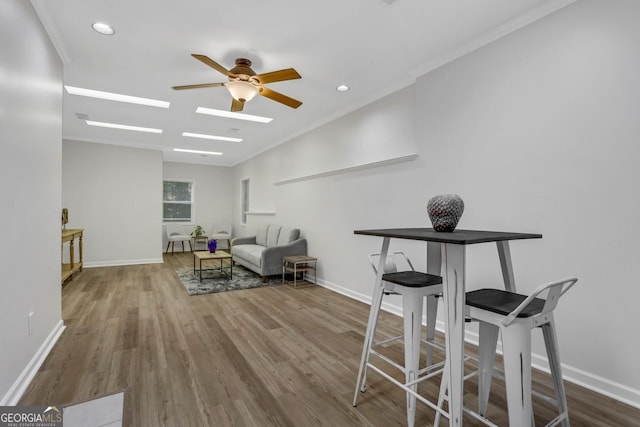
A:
[
  {"left": 30, "top": 0, "right": 72, "bottom": 63},
  {"left": 408, "top": 0, "right": 578, "bottom": 79}
]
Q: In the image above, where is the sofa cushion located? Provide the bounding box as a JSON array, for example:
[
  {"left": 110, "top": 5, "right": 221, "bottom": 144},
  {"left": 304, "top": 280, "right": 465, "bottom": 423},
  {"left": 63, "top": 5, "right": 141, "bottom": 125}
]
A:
[
  {"left": 266, "top": 225, "right": 282, "bottom": 247},
  {"left": 277, "top": 227, "right": 300, "bottom": 246},
  {"left": 232, "top": 244, "right": 264, "bottom": 267},
  {"left": 255, "top": 224, "right": 269, "bottom": 247}
]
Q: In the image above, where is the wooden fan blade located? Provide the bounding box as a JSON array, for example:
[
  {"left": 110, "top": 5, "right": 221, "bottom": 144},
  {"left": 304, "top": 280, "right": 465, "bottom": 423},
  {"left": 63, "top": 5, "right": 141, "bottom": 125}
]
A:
[
  {"left": 255, "top": 68, "right": 301, "bottom": 84},
  {"left": 192, "top": 54, "right": 234, "bottom": 77},
  {"left": 172, "top": 82, "right": 225, "bottom": 90},
  {"left": 231, "top": 98, "right": 244, "bottom": 112},
  {"left": 258, "top": 86, "right": 302, "bottom": 109}
]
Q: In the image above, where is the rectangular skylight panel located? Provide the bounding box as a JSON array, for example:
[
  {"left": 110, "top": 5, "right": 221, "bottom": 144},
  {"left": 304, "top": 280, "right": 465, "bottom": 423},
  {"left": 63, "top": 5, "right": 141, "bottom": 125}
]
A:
[
  {"left": 86, "top": 120, "right": 162, "bottom": 133},
  {"left": 65, "top": 86, "right": 170, "bottom": 108},
  {"left": 195, "top": 107, "right": 273, "bottom": 123},
  {"left": 173, "top": 148, "right": 223, "bottom": 155},
  {"left": 182, "top": 132, "right": 242, "bottom": 142}
]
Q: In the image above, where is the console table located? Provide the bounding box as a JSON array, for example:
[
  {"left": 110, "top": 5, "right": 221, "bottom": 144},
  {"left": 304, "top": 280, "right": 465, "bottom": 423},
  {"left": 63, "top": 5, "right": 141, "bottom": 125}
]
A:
[{"left": 62, "top": 228, "right": 84, "bottom": 285}]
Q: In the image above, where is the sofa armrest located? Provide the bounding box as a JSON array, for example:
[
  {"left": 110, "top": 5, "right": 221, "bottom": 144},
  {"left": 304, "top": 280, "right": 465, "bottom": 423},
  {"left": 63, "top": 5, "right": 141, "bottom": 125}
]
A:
[
  {"left": 231, "top": 236, "right": 256, "bottom": 246},
  {"left": 261, "top": 239, "right": 308, "bottom": 276}
]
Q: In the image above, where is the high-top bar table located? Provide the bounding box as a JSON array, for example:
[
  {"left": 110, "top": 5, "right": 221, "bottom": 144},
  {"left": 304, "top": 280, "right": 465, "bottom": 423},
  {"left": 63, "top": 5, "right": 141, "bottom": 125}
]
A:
[{"left": 354, "top": 228, "right": 542, "bottom": 426}]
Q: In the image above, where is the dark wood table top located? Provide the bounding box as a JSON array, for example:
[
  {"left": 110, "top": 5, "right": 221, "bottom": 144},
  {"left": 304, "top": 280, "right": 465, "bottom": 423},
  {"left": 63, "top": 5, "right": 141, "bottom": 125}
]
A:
[{"left": 354, "top": 228, "right": 542, "bottom": 245}]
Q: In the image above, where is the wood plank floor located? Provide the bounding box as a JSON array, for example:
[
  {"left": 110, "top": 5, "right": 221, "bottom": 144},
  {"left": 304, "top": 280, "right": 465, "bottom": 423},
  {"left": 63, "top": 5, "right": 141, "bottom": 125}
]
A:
[{"left": 20, "top": 253, "right": 640, "bottom": 426}]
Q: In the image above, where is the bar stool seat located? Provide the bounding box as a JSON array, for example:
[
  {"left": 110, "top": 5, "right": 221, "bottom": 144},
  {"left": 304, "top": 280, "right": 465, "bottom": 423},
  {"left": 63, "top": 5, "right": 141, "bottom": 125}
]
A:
[
  {"left": 466, "top": 288, "right": 546, "bottom": 317},
  {"left": 435, "top": 277, "right": 578, "bottom": 427},
  {"left": 383, "top": 271, "right": 442, "bottom": 287},
  {"left": 353, "top": 252, "right": 444, "bottom": 427}
]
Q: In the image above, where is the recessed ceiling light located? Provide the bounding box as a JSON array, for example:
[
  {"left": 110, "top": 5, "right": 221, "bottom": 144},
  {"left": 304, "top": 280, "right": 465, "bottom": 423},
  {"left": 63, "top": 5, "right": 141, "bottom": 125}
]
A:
[
  {"left": 86, "top": 120, "right": 162, "bottom": 133},
  {"left": 92, "top": 22, "right": 115, "bottom": 35},
  {"left": 182, "top": 132, "right": 242, "bottom": 142},
  {"left": 336, "top": 84, "right": 350, "bottom": 92},
  {"left": 195, "top": 107, "right": 273, "bottom": 123},
  {"left": 173, "top": 148, "right": 223, "bottom": 156},
  {"left": 65, "top": 86, "right": 170, "bottom": 108}
]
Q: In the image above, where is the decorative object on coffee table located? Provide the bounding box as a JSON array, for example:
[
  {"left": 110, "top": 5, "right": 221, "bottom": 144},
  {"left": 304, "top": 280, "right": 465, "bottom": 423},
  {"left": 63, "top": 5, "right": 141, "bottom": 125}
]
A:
[
  {"left": 207, "top": 239, "right": 217, "bottom": 253},
  {"left": 427, "top": 194, "right": 464, "bottom": 232},
  {"left": 209, "top": 224, "right": 232, "bottom": 250}
]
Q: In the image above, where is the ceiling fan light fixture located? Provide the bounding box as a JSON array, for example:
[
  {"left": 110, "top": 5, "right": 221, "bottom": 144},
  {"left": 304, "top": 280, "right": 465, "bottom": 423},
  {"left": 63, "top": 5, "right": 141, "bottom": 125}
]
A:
[{"left": 225, "top": 81, "right": 259, "bottom": 103}]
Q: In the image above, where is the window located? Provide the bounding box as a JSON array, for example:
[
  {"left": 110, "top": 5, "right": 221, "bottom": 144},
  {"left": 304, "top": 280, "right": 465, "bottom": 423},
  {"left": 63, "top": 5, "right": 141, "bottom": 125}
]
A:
[
  {"left": 163, "top": 180, "right": 194, "bottom": 222},
  {"left": 241, "top": 178, "right": 250, "bottom": 224}
]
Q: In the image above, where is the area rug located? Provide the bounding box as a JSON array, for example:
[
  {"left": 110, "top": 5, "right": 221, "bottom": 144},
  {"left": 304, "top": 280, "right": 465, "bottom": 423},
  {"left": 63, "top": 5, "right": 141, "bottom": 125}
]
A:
[{"left": 175, "top": 264, "right": 281, "bottom": 295}]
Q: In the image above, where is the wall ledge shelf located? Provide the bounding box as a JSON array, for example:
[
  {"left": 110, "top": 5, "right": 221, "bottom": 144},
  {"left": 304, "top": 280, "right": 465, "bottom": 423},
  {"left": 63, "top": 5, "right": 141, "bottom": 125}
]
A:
[
  {"left": 245, "top": 211, "right": 277, "bottom": 216},
  {"left": 274, "top": 154, "right": 418, "bottom": 185}
]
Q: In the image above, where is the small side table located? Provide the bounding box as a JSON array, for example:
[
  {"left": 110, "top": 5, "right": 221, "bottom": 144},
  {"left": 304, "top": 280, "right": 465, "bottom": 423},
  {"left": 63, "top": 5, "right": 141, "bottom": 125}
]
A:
[
  {"left": 192, "top": 235, "right": 208, "bottom": 251},
  {"left": 282, "top": 255, "right": 317, "bottom": 288}
]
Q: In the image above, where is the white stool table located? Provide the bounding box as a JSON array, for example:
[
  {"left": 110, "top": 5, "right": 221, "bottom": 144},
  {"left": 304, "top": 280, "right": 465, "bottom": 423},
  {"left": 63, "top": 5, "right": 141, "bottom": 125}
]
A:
[{"left": 354, "top": 228, "right": 542, "bottom": 426}]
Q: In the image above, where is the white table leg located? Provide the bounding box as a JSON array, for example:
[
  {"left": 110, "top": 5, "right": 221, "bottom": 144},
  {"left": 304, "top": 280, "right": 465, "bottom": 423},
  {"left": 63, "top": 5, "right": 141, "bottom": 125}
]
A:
[
  {"left": 442, "top": 243, "right": 466, "bottom": 427},
  {"left": 427, "top": 242, "right": 442, "bottom": 276},
  {"left": 497, "top": 241, "right": 517, "bottom": 292},
  {"left": 426, "top": 242, "right": 442, "bottom": 369}
]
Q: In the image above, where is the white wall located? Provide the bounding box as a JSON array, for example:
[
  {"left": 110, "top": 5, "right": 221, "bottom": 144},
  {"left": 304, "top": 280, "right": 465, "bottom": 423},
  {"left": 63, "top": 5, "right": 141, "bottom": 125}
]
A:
[
  {"left": 162, "top": 161, "right": 233, "bottom": 250},
  {"left": 230, "top": 0, "right": 640, "bottom": 407},
  {"left": 62, "top": 140, "right": 163, "bottom": 266},
  {"left": 0, "top": 0, "right": 63, "bottom": 404},
  {"left": 232, "top": 85, "right": 417, "bottom": 242},
  {"left": 414, "top": 0, "right": 640, "bottom": 405}
]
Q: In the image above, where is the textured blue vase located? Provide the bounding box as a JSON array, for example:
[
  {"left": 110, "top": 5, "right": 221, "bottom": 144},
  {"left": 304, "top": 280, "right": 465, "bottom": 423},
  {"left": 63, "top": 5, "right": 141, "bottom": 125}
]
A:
[
  {"left": 427, "top": 194, "right": 464, "bottom": 232},
  {"left": 207, "top": 239, "right": 217, "bottom": 253}
]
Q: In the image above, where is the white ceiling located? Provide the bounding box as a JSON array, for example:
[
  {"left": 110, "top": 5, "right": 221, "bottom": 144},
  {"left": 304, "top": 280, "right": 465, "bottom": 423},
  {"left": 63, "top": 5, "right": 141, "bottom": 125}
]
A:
[{"left": 32, "top": 0, "right": 574, "bottom": 166}]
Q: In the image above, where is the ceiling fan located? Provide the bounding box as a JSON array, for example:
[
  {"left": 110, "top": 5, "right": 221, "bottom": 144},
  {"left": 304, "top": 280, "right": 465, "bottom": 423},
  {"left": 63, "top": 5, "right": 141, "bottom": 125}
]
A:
[{"left": 172, "top": 54, "right": 302, "bottom": 112}]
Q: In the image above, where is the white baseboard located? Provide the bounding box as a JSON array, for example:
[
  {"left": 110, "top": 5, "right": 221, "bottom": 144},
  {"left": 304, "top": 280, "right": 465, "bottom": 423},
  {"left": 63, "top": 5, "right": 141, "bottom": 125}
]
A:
[
  {"left": 84, "top": 258, "right": 164, "bottom": 268},
  {"left": 314, "top": 277, "right": 640, "bottom": 410},
  {"left": 533, "top": 354, "right": 640, "bottom": 410},
  {"left": 1, "top": 320, "right": 65, "bottom": 405},
  {"left": 462, "top": 323, "right": 640, "bottom": 410}
]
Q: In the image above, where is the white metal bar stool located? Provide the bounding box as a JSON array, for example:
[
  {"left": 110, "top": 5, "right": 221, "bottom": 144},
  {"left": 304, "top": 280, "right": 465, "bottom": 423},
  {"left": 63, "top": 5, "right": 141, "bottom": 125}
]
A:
[
  {"left": 435, "top": 277, "right": 578, "bottom": 427},
  {"left": 353, "top": 251, "right": 444, "bottom": 427}
]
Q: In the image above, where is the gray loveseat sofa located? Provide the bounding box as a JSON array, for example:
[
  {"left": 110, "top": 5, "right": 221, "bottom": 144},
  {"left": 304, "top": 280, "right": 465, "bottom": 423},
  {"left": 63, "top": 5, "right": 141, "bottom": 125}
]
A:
[{"left": 231, "top": 224, "right": 307, "bottom": 281}]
